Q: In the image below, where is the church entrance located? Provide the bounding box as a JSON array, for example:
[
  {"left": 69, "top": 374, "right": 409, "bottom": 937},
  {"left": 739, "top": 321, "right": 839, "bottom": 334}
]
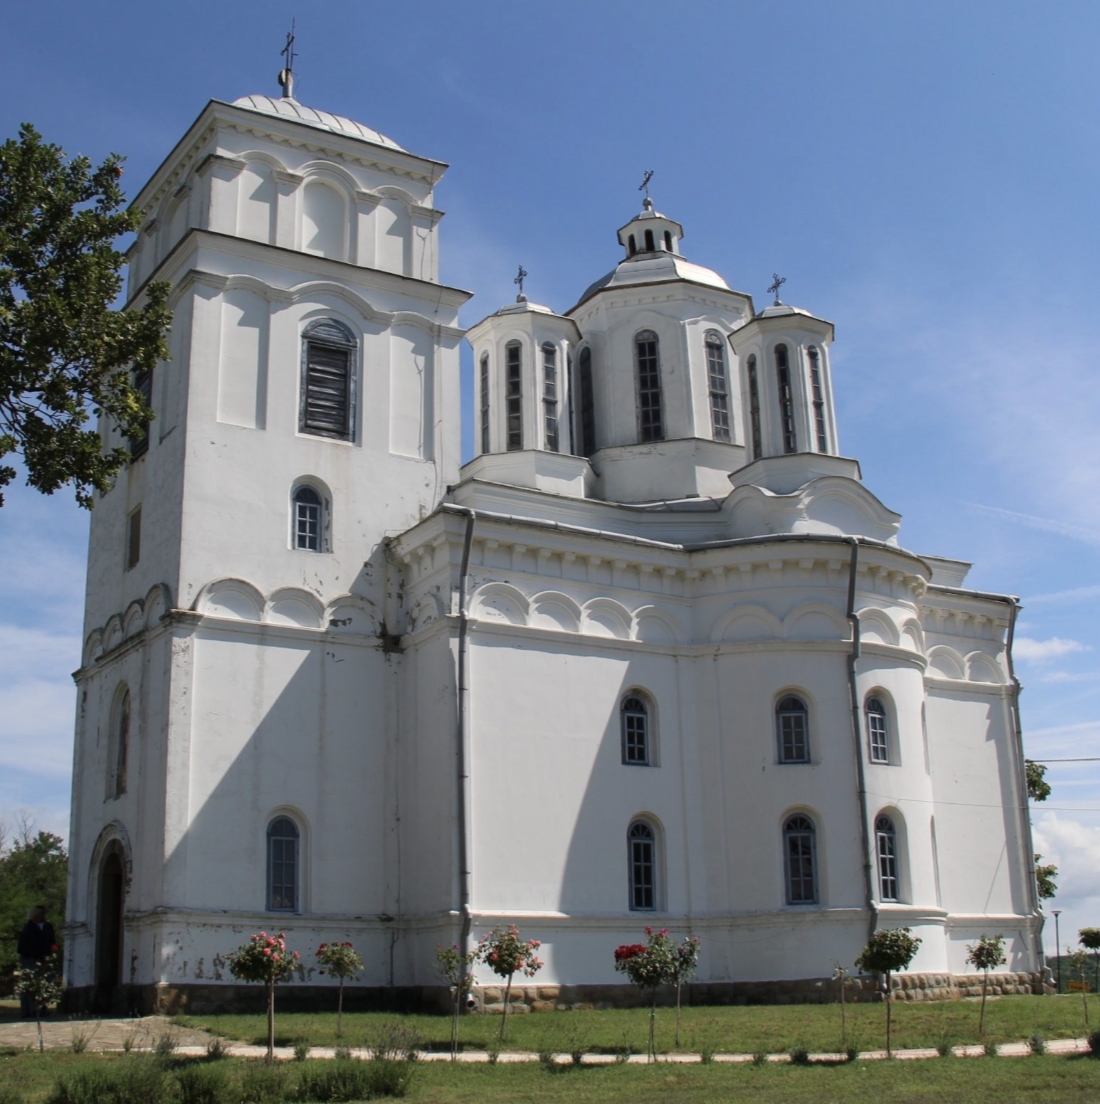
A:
[{"left": 95, "top": 850, "right": 124, "bottom": 1009}]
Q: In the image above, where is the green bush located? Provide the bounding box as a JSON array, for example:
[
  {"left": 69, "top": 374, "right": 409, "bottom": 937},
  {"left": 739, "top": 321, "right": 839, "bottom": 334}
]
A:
[
  {"left": 239, "top": 1061, "right": 288, "bottom": 1104},
  {"left": 294, "top": 1058, "right": 414, "bottom": 1101},
  {"left": 0, "top": 1084, "right": 28, "bottom": 1104},
  {"left": 46, "top": 1060, "right": 176, "bottom": 1104},
  {"left": 174, "top": 1063, "right": 229, "bottom": 1104},
  {"left": 1088, "top": 1030, "right": 1100, "bottom": 1058}
]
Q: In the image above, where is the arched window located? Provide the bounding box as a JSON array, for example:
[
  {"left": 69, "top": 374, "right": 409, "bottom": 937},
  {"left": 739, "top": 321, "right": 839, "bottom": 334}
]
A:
[
  {"left": 747, "top": 355, "right": 762, "bottom": 460},
  {"left": 784, "top": 814, "right": 818, "bottom": 904},
  {"left": 628, "top": 234, "right": 637, "bottom": 256},
  {"left": 577, "top": 346, "right": 596, "bottom": 457},
  {"left": 621, "top": 695, "right": 651, "bottom": 765},
  {"left": 628, "top": 820, "right": 656, "bottom": 910},
  {"left": 479, "top": 353, "right": 490, "bottom": 454},
  {"left": 301, "top": 320, "right": 356, "bottom": 441},
  {"left": 635, "top": 331, "right": 664, "bottom": 442},
  {"left": 112, "top": 687, "right": 131, "bottom": 798},
  {"left": 663, "top": 229, "right": 673, "bottom": 251},
  {"left": 292, "top": 484, "right": 323, "bottom": 551},
  {"left": 776, "top": 695, "right": 809, "bottom": 763},
  {"left": 705, "top": 331, "right": 730, "bottom": 442},
  {"left": 876, "top": 815, "right": 899, "bottom": 901},
  {"left": 505, "top": 341, "right": 523, "bottom": 451},
  {"left": 267, "top": 816, "right": 300, "bottom": 912},
  {"left": 644, "top": 228, "right": 655, "bottom": 252},
  {"left": 542, "top": 343, "right": 559, "bottom": 452},
  {"left": 866, "top": 696, "right": 889, "bottom": 764},
  {"left": 775, "top": 344, "right": 797, "bottom": 453},
  {"left": 807, "top": 346, "right": 828, "bottom": 452}
]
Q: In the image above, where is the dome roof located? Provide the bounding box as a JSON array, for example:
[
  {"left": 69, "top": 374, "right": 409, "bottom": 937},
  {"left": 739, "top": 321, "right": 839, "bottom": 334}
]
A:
[
  {"left": 231, "top": 95, "right": 404, "bottom": 151},
  {"left": 573, "top": 252, "right": 731, "bottom": 310}
]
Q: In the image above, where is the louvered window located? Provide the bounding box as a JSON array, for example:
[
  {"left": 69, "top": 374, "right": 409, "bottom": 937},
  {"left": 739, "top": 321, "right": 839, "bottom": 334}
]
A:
[
  {"left": 747, "top": 355, "right": 762, "bottom": 460},
  {"left": 776, "top": 344, "right": 797, "bottom": 454},
  {"left": 808, "top": 345, "right": 828, "bottom": 452},
  {"left": 301, "top": 320, "right": 356, "bottom": 440},
  {"left": 705, "top": 331, "right": 730, "bottom": 442},
  {"left": 542, "top": 343, "right": 559, "bottom": 452},
  {"left": 506, "top": 341, "right": 523, "bottom": 451},
  {"left": 635, "top": 330, "right": 664, "bottom": 442},
  {"left": 479, "top": 353, "right": 490, "bottom": 454}
]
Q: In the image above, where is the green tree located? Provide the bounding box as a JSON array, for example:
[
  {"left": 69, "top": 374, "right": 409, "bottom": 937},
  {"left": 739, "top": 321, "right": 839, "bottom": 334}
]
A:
[
  {"left": 856, "top": 927, "right": 922, "bottom": 1057},
  {"left": 0, "top": 123, "right": 171, "bottom": 508},
  {"left": 1035, "top": 854, "right": 1058, "bottom": 901},
  {"left": 1025, "top": 760, "right": 1051, "bottom": 803},
  {"left": 966, "top": 933, "right": 1006, "bottom": 1035},
  {"left": 0, "top": 826, "right": 67, "bottom": 991},
  {"left": 1079, "top": 928, "right": 1100, "bottom": 1001}
]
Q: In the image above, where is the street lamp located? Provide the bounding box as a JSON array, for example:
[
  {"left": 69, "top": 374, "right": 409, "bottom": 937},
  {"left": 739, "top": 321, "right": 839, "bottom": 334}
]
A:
[{"left": 1053, "top": 910, "right": 1062, "bottom": 993}]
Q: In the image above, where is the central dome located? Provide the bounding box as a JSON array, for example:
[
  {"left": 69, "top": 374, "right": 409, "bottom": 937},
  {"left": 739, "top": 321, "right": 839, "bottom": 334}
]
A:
[{"left": 231, "top": 95, "right": 404, "bottom": 151}]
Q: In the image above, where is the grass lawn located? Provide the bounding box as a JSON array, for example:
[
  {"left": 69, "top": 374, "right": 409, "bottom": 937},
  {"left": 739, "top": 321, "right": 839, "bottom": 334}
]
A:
[
  {"left": 2, "top": 1050, "right": 1100, "bottom": 1104},
  {"left": 176, "top": 994, "right": 1097, "bottom": 1054}
]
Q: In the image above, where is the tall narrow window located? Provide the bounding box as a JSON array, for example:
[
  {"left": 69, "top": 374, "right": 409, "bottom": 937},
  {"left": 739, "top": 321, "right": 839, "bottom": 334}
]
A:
[
  {"left": 635, "top": 331, "right": 664, "bottom": 442},
  {"left": 784, "top": 814, "right": 818, "bottom": 904},
  {"left": 876, "top": 815, "right": 899, "bottom": 901},
  {"left": 293, "top": 485, "right": 323, "bottom": 552},
  {"left": 506, "top": 341, "right": 523, "bottom": 451},
  {"left": 776, "top": 695, "right": 809, "bottom": 763},
  {"left": 129, "top": 367, "right": 153, "bottom": 458},
  {"left": 807, "top": 346, "right": 828, "bottom": 452},
  {"left": 866, "top": 696, "right": 889, "bottom": 764},
  {"left": 113, "top": 688, "right": 130, "bottom": 798},
  {"left": 644, "top": 228, "right": 655, "bottom": 252},
  {"left": 663, "top": 229, "right": 673, "bottom": 251},
  {"left": 628, "top": 234, "right": 637, "bottom": 256},
  {"left": 705, "top": 331, "right": 730, "bottom": 442},
  {"left": 126, "top": 508, "right": 141, "bottom": 571},
  {"left": 628, "top": 820, "right": 656, "bottom": 910},
  {"left": 775, "top": 344, "right": 797, "bottom": 453},
  {"left": 621, "top": 695, "right": 650, "bottom": 765},
  {"left": 479, "top": 353, "right": 490, "bottom": 454},
  {"left": 542, "top": 343, "right": 559, "bottom": 452},
  {"left": 301, "top": 320, "right": 355, "bottom": 440},
  {"left": 747, "top": 355, "right": 762, "bottom": 460},
  {"left": 267, "top": 816, "right": 300, "bottom": 911},
  {"left": 577, "top": 346, "right": 596, "bottom": 457}
]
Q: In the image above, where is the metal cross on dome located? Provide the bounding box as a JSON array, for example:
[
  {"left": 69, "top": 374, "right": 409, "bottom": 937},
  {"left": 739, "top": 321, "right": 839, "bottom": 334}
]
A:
[
  {"left": 768, "top": 272, "right": 786, "bottom": 306},
  {"left": 639, "top": 170, "right": 654, "bottom": 200},
  {"left": 515, "top": 265, "right": 528, "bottom": 299},
  {"left": 278, "top": 21, "right": 297, "bottom": 98}
]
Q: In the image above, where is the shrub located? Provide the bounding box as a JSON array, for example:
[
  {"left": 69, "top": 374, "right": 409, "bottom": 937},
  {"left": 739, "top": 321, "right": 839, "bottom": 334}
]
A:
[
  {"left": 175, "top": 1063, "right": 229, "bottom": 1104},
  {"left": 0, "top": 1086, "right": 27, "bottom": 1104},
  {"left": 364, "top": 1020, "right": 421, "bottom": 1063},
  {"left": 1088, "top": 1030, "right": 1100, "bottom": 1058},
  {"left": 153, "top": 1030, "right": 178, "bottom": 1062},
  {"left": 225, "top": 931, "right": 301, "bottom": 1061},
  {"left": 966, "top": 934, "right": 1006, "bottom": 1035},
  {"left": 855, "top": 927, "right": 921, "bottom": 1058},
  {"left": 476, "top": 925, "right": 542, "bottom": 1043},
  {"left": 1028, "top": 1033, "right": 1046, "bottom": 1055},
  {"left": 936, "top": 1038, "right": 954, "bottom": 1058},
  {"left": 435, "top": 944, "right": 476, "bottom": 1061},
  {"left": 983, "top": 1040, "right": 1000, "bottom": 1057},
  {"left": 294, "top": 1059, "right": 414, "bottom": 1101},
  {"left": 333, "top": 1045, "right": 352, "bottom": 1062},
  {"left": 314, "top": 942, "right": 364, "bottom": 1039},
  {"left": 750, "top": 1049, "right": 768, "bottom": 1066},
  {"left": 787, "top": 1045, "right": 811, "bottom": 1066},
  {"left": 293, "top": 1042, "right": 310, "bottom": 1062},
  {"left": 845, "top": 1044, "right": 859, "bottom": 1063},
  {"left": 46, "top": 1061, "right": 174, "bottom": 1104},
  {"left": 239, "top": 1060, "right": 288, "bottom": 1104}
]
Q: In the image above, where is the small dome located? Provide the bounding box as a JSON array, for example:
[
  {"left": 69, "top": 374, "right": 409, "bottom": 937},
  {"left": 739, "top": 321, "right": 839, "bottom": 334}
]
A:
[
  {"left": 574, "top": 253, "right": 731, "bottom": 310},
  {"left": 230, "top": 95, "right": 404, "bottom": 151}
]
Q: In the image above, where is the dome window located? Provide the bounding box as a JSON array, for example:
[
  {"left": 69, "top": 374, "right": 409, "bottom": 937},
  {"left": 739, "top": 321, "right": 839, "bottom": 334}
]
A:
[
  {"left": 635, "top": 330, "right": 664, "bottom": 443},
  {"left": 576, "top": 347, "right": 596, "bottom": 457},
  {"left": 644, "top": 228, "right": 655, "bottom": 252},
  {"left": 775, "top": 344, "right": 797, "bottom": 454},
  {"left": 705, "top": 331, "right": 730, "bottom": 442},
  {"left": 747, "top": 355, "right": 762, "bottom": 460},
  {"left": 807, "top": 346, "right": 828, "bottom": 453},
  {"left": 628, "top": 234, "right": 637, "bottom": 256},
  {"left": 663, "top": 230, "right": 673, "bottom": 251},
  {"left": 506, "top": 341, "right": 523, "bottom": 451},
  {"left": 542, "top": 343, "right": 559, "bottom": 453}
]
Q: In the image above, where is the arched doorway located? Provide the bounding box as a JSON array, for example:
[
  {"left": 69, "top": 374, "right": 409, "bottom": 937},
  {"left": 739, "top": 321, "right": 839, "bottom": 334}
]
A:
[{"left": 95, "top": 849, "right": 124, "bottom": 1001}]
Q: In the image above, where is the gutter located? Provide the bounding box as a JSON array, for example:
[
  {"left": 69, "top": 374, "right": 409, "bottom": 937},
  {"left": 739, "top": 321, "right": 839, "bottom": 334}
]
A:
[
  {"left": 1003, "top": 598, "right": 1045, "bottom": 973},
  {"left": 845, "top": 538, "right": 878, "bottom": 940},
  {"left": 454, "top": 509, "right": 477, "bottom": 961}
]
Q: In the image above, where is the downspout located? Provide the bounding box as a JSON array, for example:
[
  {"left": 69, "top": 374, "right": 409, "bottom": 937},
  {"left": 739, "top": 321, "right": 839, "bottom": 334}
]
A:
[
  {"left": 455, "top": 509, "right": 477, "bottom": 962},
  {"left": 845, "top": 538, "right": 878, "bottom": 940},
  {"left": 1004, "top": 597, "right": 1044, "bottom": 978}
]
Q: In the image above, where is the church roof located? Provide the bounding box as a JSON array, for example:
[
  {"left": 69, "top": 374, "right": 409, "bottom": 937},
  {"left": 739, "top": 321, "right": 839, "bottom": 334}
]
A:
[
  {"left": 572, "top": 252, "right": 732, "bottom": 312},
  {"left": 231, "top": 95, "right": 405, "bottom": 152}
]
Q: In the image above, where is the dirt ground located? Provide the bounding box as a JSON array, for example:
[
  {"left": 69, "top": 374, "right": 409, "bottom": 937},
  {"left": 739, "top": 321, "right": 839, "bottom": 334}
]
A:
[{"left": 0, "top": 1001, "right": 219, "bottom": 1052}]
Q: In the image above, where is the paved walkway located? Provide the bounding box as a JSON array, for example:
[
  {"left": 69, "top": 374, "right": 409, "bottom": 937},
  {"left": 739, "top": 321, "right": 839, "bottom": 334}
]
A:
[{"left": 0, "top": 1015, "right": 1090, "bottom": 1062}]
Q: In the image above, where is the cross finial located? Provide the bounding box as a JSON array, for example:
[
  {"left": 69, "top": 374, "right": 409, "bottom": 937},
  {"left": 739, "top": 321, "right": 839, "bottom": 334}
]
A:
[
  {"left": 767, "top": 272, "right": 786, "bottom": 306},
  {"left": 278, "top": 21, "right": 297, "bottom": 99},
  {"left": 514, "top": 264, "right": 528, "bottom": 302},
  {"left": 639, "top": 169, "right": 654, "bottom": 204}
]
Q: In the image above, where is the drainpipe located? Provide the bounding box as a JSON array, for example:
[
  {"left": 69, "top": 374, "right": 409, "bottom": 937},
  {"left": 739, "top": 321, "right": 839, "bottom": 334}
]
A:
[
  {"left": 845, "top": 538, "right": 878, "bottom": 940},
  {"left": 1004, "top": 597, "right": 1044, "bottom": 979},
  {"left": 454, "top": 509, "right": 476, "bottom": 962}
]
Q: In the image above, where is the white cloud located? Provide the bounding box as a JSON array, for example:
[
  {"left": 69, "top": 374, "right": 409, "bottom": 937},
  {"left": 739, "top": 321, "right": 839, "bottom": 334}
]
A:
[
  {"left": 1039, "top": 670, "right": 1100, "bottom": 685},
  {"left": 1026, "top": 584, "right": 1100, "bottom": 606},
  {"left": 1032, "top": 813, "right": 1100, "bottom": 945},
  {"left": 969, "top": 504, "right": 1100, "bottom": 549},
  {"left": 1013, "top": 636, "right": 1089, "bottom": 662}
]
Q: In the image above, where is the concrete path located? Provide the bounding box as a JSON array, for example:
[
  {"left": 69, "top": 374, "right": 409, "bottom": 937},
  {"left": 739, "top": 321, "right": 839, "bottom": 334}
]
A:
[{"left": 0, "top": 1015, "right": 1090, "bottom": 1063}]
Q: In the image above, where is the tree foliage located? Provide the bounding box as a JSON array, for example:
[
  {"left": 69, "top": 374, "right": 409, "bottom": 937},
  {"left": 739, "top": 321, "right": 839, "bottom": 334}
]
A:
[
  {"left": 1035, "top": 853, "right": 1058, "bottom": 900},
  {"left": 966, "top": 933, "right": 1006, "bottom": 1034},
  {"left": 1025, "top": 760, "right": 1051, "bottom": 803},
  {"left": 856, "top": 927, "right": 921, "bottom": 1057},
  {"left": 0, "top": 825, "right": 67, "bottom": 992},
  {"left": 0, "top": 123, "right": 171, "bottom": 507}
]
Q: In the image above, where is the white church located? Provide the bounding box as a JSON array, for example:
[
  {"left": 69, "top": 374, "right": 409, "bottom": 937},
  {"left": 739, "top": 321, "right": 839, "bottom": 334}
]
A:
[{"left": 63, "top": 78, "right": 1045, "bottom": 1012}]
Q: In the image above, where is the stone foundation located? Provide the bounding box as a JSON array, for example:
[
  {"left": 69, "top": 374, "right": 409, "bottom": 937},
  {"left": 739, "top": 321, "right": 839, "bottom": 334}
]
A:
[{"left": 63, "top": 971, "right": 1048, "bottom": 1017}]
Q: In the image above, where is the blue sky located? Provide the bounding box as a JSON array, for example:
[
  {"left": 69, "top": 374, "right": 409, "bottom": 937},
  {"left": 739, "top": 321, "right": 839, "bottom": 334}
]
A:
[{"left": 1, "top": 1, "right": 1097, "bottom": 950}]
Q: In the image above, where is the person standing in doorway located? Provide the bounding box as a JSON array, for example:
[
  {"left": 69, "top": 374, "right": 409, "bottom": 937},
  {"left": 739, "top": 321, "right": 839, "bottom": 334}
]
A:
[{"left": 17, "top": 906, "right": 57, "bottom": 1018}]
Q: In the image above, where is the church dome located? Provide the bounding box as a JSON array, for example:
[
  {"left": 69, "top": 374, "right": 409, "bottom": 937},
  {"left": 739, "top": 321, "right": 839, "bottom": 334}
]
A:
[
  {"left": 230, "top": 95, "right": 405, "bottom": 151},
  {"left": 573, "top": 252, "right": 731, "bottom": 311}
]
